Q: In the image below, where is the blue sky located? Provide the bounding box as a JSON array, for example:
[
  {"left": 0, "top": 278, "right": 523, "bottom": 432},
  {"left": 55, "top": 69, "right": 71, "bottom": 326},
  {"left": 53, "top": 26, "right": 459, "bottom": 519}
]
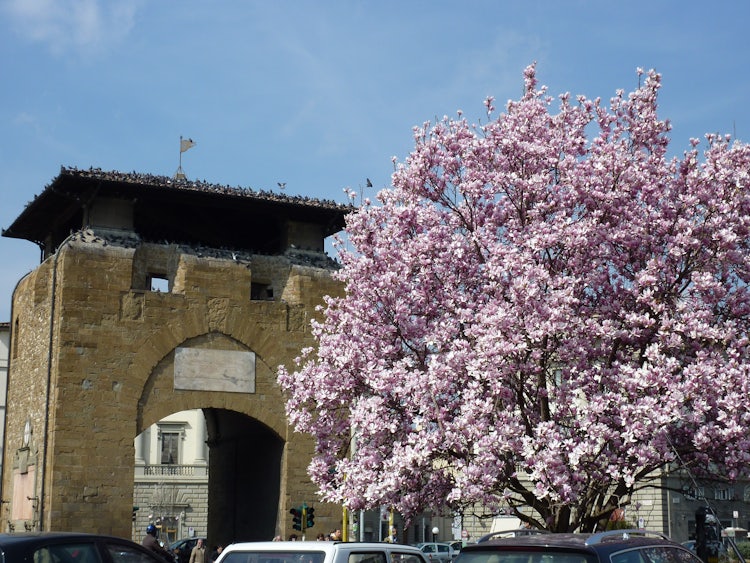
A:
[{"left": 1, "top": 0, "right": 748, "bottom": 321}]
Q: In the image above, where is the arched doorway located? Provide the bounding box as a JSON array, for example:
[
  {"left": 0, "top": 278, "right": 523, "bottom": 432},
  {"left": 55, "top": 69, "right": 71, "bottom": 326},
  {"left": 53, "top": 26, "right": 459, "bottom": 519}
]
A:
[
  {"left": 134, "top": 409, "right": 283, "bottom": 549},
  {"left": 205, "top": 408, "right": 283, "bottom": 545}
]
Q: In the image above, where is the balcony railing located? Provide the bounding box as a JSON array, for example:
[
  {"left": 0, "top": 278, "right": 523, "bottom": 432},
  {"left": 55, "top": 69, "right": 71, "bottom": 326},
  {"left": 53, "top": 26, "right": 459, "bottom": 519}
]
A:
[{"left": 134, "top": 464, "right": 209, "bottom": 480}]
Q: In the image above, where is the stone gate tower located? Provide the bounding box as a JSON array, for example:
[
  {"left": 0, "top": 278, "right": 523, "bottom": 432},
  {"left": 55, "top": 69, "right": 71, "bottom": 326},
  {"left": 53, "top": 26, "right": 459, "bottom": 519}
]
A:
[{"left": 0, "top": 167, "right": 350, "bottom": 544}]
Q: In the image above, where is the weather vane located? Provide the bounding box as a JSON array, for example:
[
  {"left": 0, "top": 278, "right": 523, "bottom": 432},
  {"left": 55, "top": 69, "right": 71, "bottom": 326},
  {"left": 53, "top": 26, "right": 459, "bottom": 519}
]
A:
[{"left": 174, "top": 135, "right": 196, "bottom": 180}]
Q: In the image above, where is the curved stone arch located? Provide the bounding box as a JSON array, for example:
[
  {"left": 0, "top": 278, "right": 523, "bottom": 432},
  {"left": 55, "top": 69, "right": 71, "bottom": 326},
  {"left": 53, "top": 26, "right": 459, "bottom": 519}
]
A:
[
  {"left": 136, "top": 330, "right": 288, "bottom": 440},
  {"left": 132, "top": 326, "right": 293, "bottom": 545},
  {"left": 1, "top": 195, "right": 342, "bottom": 539}
]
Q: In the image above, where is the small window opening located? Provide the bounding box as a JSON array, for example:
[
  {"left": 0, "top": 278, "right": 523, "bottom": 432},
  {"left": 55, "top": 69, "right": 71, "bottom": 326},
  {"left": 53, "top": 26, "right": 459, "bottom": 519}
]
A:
[
  {"left": 12, "top": 318, "right": 19, "bottom": 360},
  {"left": 160, "top": 431, "right": 180, "bottom": 465},
  {"left": 251, "top": 282, "right": 274, "bottom": 301},
  {"left": 148, "top": 274, "right": 169, "bottom": 293}
]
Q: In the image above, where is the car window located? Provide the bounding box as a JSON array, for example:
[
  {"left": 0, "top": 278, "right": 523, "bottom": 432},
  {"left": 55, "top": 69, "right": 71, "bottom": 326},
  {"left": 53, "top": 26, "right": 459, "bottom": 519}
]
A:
[
  {"left": 611, "top": 549, "right": 648, "bottom": 563},
  {"left": 457, "top": 551, "right": 594, "bottom": 563},
  {"left": 107, "top": 542, "right": 164, "bottom": 563},
  {"left": 392, "top": 552, "right": 426, "bottom": 563},
  {"left": 422, "top": 546, "right": 436, "bottom": 554},
  {"left": 221, "top": 551, "right": 327, "bottom": 563},
  {"left": 438, "top": 547, "right": 449, "bottom": 554},
  {"left": 348, "top": 552, "right": 388, "bottom": 563},
  {"left": 626, "top": 547, "right": 703, "bottom": 563},
  {"left": 34, "top": 543, "right": 102, "bottom": 563}
]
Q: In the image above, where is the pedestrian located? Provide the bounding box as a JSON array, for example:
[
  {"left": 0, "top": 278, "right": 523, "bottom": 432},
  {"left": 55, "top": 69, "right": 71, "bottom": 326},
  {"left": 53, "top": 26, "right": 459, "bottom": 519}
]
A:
[
  {"left": 142, "top": 524, "right": 173, "bottom": 562},
  {"left": 189, "top": 538, "right": 207, "bottom": 563},
  {"left": 209, "top": 544, "right": 223, "bottom": 562}
]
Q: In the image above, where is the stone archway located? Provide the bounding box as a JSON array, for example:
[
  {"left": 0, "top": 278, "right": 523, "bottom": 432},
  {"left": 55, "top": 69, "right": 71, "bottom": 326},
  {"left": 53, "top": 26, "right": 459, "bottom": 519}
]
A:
[
  {"left": 204, "top": 409, "right": 283, "bottom": 545},
  {"left": 2, "top": 235, "right": 343, "bottom": 538},
  {"left": 134, "top": 407, "right": 284, "bottom": 548},
  {"left": 134, "top": 331, "right": 291, "bottom": 545},
  {"left": 1, "top": 168, "right": 348, "bottom": 538}
]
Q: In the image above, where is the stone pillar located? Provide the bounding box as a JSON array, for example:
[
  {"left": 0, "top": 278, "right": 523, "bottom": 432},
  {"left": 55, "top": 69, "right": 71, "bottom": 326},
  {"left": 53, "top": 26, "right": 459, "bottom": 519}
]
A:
[
  {"left": 194, "top": 412, "right": 207, "bottom": 465},
  {"left": 135, "top": 431, "right": 146, "bottom": 465}
]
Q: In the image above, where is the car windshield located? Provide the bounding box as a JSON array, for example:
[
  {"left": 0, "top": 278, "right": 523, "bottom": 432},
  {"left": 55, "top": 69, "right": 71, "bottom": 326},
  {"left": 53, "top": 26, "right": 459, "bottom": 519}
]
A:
[
  {"left": 34, "top": 542, "right": 101, "bottom": 563},
  {"left": 457, "top": 550, "right": 596, "bottom": 563},
  {"left": 221, "top": 551, "right": 327, "bottom": 563}
]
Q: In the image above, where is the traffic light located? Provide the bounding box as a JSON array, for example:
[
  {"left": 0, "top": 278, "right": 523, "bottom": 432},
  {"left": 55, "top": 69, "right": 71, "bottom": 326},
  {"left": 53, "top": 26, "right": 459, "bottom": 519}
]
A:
[
  {"left": 290, "top": 507, "right": 302, "bottom": 531},
  {"left": 306, "top": 506, "right": 315, "bottom": 529},
  {"left": 695, "top": 506, "right": 721, "bottom": 563}
]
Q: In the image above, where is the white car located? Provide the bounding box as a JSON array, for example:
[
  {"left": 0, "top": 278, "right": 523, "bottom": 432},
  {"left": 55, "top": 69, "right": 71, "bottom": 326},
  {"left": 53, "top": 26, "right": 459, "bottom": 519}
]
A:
[{"left": 217, "top": 541, "right": 428, "bottom": 563}]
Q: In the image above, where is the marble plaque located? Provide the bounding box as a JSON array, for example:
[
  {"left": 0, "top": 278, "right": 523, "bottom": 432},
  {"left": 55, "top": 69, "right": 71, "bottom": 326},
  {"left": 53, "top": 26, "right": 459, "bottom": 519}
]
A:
[{"left": 174, "top": 347, "right": 255, "bottom": 393}]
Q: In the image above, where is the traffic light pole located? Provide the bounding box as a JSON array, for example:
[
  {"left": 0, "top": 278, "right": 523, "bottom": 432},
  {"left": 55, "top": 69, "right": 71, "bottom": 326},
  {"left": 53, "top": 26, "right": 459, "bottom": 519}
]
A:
[{"left": 291, "top": 503, "right": 315, "bottom": 540}]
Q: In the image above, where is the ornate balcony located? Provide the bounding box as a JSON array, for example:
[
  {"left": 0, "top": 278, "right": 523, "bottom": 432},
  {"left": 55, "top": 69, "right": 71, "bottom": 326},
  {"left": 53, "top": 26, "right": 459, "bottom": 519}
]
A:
[{"left": 134, "top": 464, "right": 209, "bottom": 482}]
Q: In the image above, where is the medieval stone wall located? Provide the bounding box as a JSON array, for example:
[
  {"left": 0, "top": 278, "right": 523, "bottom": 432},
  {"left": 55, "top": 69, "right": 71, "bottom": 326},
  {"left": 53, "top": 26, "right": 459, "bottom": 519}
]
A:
[{"left": 1, "top": 235, "right": 343, "bottom": 539}]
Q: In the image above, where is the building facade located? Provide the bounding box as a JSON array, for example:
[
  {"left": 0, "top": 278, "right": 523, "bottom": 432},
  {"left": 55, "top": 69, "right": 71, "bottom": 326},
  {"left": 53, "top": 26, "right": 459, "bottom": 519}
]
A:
[
  {"left": 0, "top": 322, "right": 8, "bottom": 480},
  {"left": 134, "top": 409, "right": 209, "bottom": 544},
  {"left": 454, "top": 473, "right": 750, "bottom": 544},
  {"left": 1, "top": 168, "right": 349, "bottom": 545}
]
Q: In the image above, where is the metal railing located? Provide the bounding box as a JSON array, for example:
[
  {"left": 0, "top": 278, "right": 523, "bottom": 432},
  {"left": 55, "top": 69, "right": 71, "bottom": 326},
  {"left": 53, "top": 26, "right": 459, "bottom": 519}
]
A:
[{"left": 140, "top": 464, "right": 209, "bottom": 477}]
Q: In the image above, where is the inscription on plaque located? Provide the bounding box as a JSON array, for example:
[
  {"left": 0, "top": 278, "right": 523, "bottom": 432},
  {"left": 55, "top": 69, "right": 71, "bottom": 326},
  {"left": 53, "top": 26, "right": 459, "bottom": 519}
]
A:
[{"left": 174, "top": 348, "right": 255, "bottom": 393}]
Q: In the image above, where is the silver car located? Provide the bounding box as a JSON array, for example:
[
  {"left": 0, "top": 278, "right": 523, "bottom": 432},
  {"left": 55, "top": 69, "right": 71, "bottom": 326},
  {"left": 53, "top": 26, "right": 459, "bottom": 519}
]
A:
[{"left": 417, "top": 542, "right": 457, "bottom": 563}]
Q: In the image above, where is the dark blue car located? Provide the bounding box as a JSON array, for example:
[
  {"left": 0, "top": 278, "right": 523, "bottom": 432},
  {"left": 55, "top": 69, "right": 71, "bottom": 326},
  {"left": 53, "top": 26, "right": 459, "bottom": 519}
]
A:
[{"left": 0, "top": 531, "right": 173, "bottom": 562}]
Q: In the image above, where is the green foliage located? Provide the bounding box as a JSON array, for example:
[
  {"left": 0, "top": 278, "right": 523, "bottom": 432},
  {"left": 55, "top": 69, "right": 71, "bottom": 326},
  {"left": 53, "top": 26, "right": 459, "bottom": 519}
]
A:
[
  {"left": 603, "top": 518, "right": 637, "bottom": 531},
  {"left": 734, "top": 541, "right": 750, "bottom": 559}
]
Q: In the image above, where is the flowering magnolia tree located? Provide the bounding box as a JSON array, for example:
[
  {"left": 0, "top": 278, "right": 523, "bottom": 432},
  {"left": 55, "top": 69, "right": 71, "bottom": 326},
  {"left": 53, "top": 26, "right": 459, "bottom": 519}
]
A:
[{"left": 278, "top": 65, "right": 750, "bottom": 532}]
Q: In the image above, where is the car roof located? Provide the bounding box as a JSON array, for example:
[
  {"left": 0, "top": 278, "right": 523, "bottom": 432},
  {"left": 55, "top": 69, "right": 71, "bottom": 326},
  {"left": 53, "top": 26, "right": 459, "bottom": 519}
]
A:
[
  {"left": 225, "top": 541, "right": 423, "bottom": 552},
  {"left": 170, "top": 537, "right": 207, "bottom": 546},
  {"left": 0, "top": 532, "right": 132, "bottom": 546},
  {"left": 462, "top": 530, "right": 681, "bottom": 553},
  {"left": 418, "top": 542, "right": 454, "bottom": 546},
  {"left": 465, "top": 533, "right": 589, "bottom": 551},
  {"left": 0, "top": 532, "right": 151, "bottom": 560}
]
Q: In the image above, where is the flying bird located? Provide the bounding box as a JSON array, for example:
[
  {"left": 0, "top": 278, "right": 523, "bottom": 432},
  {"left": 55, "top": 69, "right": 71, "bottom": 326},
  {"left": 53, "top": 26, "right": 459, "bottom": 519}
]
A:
[
  {"left": 278, "top": 182, "right": 286, "bottom": 190},
  {"left": 366, "top": 178, "right": 373, "bottom": 188}
]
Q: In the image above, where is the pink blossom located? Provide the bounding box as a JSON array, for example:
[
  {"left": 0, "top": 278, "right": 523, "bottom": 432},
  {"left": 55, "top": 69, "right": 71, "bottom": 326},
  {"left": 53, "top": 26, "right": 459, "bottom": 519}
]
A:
[{"left": 277, "top": 66, "right": 750, "bottom": 532}]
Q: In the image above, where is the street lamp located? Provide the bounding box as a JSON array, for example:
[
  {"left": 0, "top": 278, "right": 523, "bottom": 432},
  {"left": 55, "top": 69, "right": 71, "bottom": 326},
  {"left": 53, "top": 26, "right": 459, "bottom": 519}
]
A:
[{"left": 432, "top": 527, "right": 439, "bottom": 542}]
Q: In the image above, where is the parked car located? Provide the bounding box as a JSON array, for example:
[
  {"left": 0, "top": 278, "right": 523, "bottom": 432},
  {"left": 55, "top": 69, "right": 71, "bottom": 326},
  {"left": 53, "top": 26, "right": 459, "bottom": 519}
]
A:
[
  {"left": 417, "top": 542, "right": 457, "bottom": 563},
  {"left": 169, "top": 536, "right": 207, "bottom": 563},
  {"left": 476, "top": 529, "right": 550, "bottom": 543},
  {"left": 456, "top": 529, "right": 703, "bottom": 563},
  {"left": 0, "top": 531, "right": 174, "bottom": 562},
  {"left": 448, "top": 541, "right": 465, "bottom": 553},
  {"left": 217, "top": 540, "right": 429, "bottom": 563}
]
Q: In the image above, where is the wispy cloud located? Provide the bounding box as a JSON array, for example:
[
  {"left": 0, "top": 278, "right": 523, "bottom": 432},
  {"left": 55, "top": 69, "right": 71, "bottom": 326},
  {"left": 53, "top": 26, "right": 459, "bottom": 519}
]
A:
[{"left": 2, "top": 0, "right": 139, "bottom": 56}]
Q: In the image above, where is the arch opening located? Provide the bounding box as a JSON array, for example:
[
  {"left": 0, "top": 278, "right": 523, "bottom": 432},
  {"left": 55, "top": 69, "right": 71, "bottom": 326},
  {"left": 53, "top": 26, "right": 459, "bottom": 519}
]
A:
[
  {"left": 134, "top": 408, "right": 284, "bottom": 551},
  {"left": 205, "top": 408, "right": 284, "bottom": 545}
]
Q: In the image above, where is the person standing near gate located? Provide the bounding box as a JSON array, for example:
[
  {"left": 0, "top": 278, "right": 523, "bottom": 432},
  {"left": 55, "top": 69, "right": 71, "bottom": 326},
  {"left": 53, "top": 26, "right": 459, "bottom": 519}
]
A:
[
  {"left": 209, "top": 544, "right": 224, "bottom": 562},
  {"left": 189, "top": 538, "right": 207, "bottom": 563},
  {"left": 142, "top": 525, "right": 173, "bottom": 562}
]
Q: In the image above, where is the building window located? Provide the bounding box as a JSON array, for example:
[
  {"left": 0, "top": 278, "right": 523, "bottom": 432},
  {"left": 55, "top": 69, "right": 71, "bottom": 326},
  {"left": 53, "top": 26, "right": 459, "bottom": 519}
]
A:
[
  {"left": 251, "top": 282, "right": 273, "bottom": 300},
  {"left": 149, "top": 274, "right": 169, "bottom": 293},
  {"left": 715, "top": 487, "right": 734, "bottom": 501},
  {"left": 160, "top": 431, "right": 180, "bottom": 465},
  {"left": 12, "top": 318, "right": 19, "bottom": 359},
  {"left": 684, "top": 487, "right": 705, "bottom": 501}
]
